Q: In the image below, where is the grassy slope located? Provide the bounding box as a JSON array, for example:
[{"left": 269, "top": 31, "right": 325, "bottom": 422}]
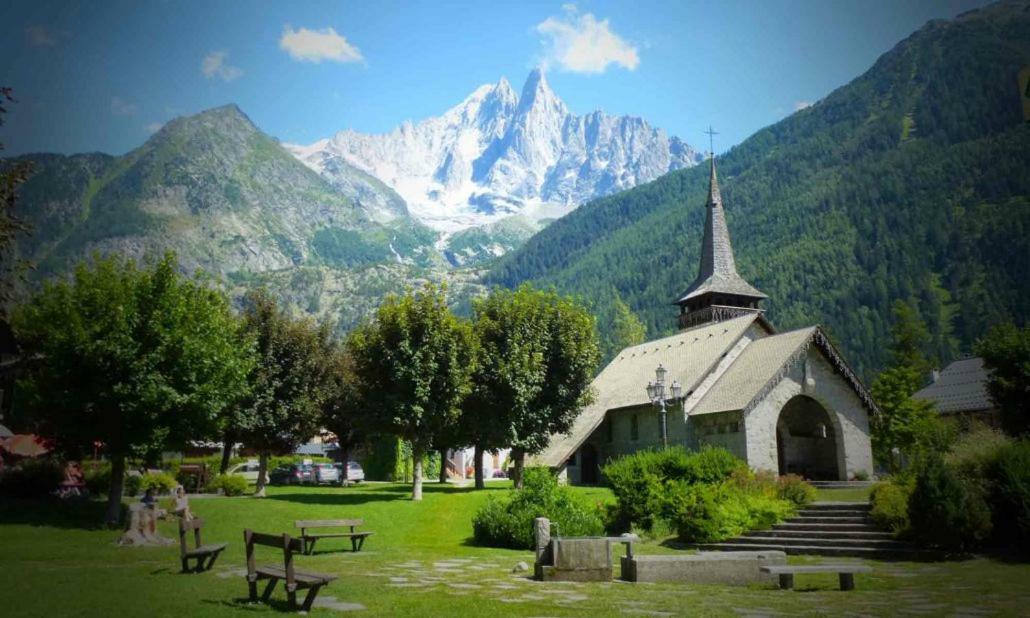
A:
[{"left": 2, "top": 483, "right": 1028, "bottom": 616}]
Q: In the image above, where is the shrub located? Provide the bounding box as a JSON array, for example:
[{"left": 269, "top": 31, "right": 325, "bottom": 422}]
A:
[
  {"left": 472, "top": 467, "right": 604, "bottom": 549},
  {"left": 987, "top": 440, "right": 1030, "bottom": 551},
  {"left": 851, "top": 470, "right": 870, "bottom": 481},
  {"left": 0, "top": 458, "right": 64, "bottom": 498},
  {"left": 140, "top": 472, "right": 178, "bottom": 494},
  {"left": 83, "top": 463, "right": 112, "bottom": 496},
  {"left": 671, "top": 481, "right": 794, "bottom": 543},
  {"left": 870, "top": 480, "right": 912, "bottom": 534},
  {"left": 207, "top": 474, "right": 249, "bottom": 497},
  {"left": 602, "top": 446, "right": 747, "bottom": 532},
  {"left": 946, "top": 425, "right": 1012, "bottom": 480},
  {"left": 908, "top": 455, "right": 992, "bottom": 550},
  {"left": 777, "top": 474, "right": 818, "bottom": 507}
]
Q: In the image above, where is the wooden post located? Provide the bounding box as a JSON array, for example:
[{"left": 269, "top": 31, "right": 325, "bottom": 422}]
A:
[
  {"left": 534, "top": 517, "right": 550, "bottom": 564},
  {"left": 839, "top": 572, "right": 855, "bottom": 591},
  {"left": 778, "top": 573, "right": 794, "bottom": 590}
]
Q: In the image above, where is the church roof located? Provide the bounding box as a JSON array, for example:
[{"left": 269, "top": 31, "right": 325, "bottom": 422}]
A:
[
  {"left": 675, "top": 158, "right": 766, "bottom": 304},
  {"left": 913, "top": 356, "right": 994, "bottom": 413},
  {"left": 531, "top": 319, "right": 878, "bottom": 468},
  {"left": 532, "top": 314, "right": 763, "bottom": 467}
]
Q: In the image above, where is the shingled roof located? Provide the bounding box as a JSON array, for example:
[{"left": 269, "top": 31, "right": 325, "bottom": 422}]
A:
[
  {"left": 675, "top": 158, "right": 766, "bottom": 303},
  {"left": 913, "top": 356, "right": 995, "bottom": 413}
]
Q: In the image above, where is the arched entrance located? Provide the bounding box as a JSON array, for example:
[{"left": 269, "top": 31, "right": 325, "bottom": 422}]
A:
[
  {"left": 580, "top": 444, "right": 599, "bottom": 485},
  {"left": 775, "top": 395, "right": 842, "bottom": 480}
]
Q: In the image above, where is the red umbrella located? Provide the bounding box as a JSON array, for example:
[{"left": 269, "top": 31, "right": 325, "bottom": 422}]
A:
[{"left": 1, "top": 434, "right": 49, "bottom": 458}]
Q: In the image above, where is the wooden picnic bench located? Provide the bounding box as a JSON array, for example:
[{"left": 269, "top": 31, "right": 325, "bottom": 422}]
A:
[
  {"left": 178, "top": 517, "right": 226, "bottom": 573},
  {"left": 244, "top": 529, "right": 337, "bottom": 612},
  {"left": 760, "top": 564, "right": 872, "bottom": 591},
  {"left": 295, "top": 519, "right": 374, "bottom": 555}
]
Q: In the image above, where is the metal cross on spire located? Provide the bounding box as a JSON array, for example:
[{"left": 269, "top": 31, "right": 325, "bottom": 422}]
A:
[{"left": 704, "top": 125, "right": 719, "bottom": 158}]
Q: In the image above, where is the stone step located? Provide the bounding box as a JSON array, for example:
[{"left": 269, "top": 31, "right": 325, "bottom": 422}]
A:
[
  {"left": 746, "top": 529, "right": 895, "bottom": 541},
  {"left": 808, "top": 481, "right": 875, "bottom": 489},
  {"left": 805, "top": 502, "right": 872, "bottom": 511},
  {"left": 790, "top": 515, "right": 870, "bottom": 524},
  {"left": 774, "top": 522, "right": 881, "bottom": 533},
  {"left": 796, "top": 510, "right": 871, "bottom": 519},
  {"left": 730, "top": 535, "right": 907, "bottom": 549},
  {"left": 696, "top": 542, "right": 919, "bottom": 560}
]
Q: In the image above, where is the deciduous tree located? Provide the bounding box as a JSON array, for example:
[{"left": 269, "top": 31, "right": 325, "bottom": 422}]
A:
[
  {"left": 12, "top": 253, "right": 253, "bottom": 523},
  {"left": 976, "top": 322, "right": 1030, "bottom": 436}
]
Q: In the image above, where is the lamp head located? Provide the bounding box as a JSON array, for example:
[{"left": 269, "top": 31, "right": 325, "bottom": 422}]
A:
[
  {"left": 671, "top": 380, "right": 682, "bottom": 399},
  {"left": 655, "top": 364, "right": 667, "bottom": 385}
]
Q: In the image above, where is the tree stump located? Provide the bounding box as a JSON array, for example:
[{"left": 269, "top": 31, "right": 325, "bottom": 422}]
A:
[{"left": 117, "top": 504, "right": 173, "bottom": 546}]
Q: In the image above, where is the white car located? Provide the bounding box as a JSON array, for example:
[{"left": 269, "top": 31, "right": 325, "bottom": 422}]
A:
[{"left": 227, "top": 461, "right": 261, "bottom": 483}]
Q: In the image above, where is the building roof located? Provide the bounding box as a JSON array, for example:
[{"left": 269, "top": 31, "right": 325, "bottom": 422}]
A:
[
  {"left": 674, "top": 158, "right": 766, "bottom": 304},
  {"left": 690, "top": 327, "right": 816, "bottom": 415},
  {"left": 913, "top": 356, "right": 994, "bottom": 413},
  {"left": 532, "top": 314, "right": 764, "bottom": 467}
]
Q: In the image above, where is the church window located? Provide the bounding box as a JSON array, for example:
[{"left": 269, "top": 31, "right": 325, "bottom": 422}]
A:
[{"left": 630, "top": 414, "right": 639, "bottom": 441}]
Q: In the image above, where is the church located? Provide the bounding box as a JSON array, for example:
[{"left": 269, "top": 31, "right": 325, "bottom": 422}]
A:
[{"left": 534, "top": 157, "right": 877, "bottom": 483}]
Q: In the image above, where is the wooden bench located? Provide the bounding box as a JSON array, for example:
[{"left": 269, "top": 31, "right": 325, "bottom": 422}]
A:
[
  {"left": 178, "top": 518, "right": 226, "bottom": 573},
  {"left": 294, "top": 519, "right": 374, "bottom": 555},
  {"left": 760, "top": 564, "right": 872, "bottom": 591},
  {"left": 244, "top": 529, "right": 337, "bottom": 612}
]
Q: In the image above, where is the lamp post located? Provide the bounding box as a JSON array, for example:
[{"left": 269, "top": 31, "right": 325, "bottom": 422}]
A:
[{"left": 646, "top": 364, "right": 682, "bottom": 448}]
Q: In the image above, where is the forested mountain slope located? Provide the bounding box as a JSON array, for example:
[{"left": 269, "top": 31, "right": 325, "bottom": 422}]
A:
[{"left": 486, "top": 1, "right": 1030, "bottom": 377}]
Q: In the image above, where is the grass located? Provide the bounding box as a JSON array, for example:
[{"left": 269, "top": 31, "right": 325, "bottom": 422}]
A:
[
  {"left": 814, "top": 486, "right": 874, "bottom": 503},
  {"left": 2, "top": 482, "right": 1028, "bottom": 616}
]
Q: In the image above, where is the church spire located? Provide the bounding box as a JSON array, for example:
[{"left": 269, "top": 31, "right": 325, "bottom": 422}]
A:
[{"left": 674, "top": 151, "right": 766, "bottom": 330}]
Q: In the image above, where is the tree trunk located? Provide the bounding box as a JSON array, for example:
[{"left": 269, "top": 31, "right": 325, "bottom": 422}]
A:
[
  {"left": 512, "top": 448, "right": 526, "bottom": 490},
  {"left": 412, "top": 445, "right": 424, "bottom": 501},
  {"left": 438, "top": 448, "right": 448, "bottom": 484},
  {"left": 105, "top": 455, "right": 127, "bottom": 526},
  {"left": 219, "top": 432, "right": 234, "bottom": 474},
  {"left": 474, "top": 443, "right": 485, "bottom": 489},
  {"left": 254, "top": 452, "right": 269, "bottom": 498},
  {"left": 340, "top": 442, "right": 352, "bottom": 485}
]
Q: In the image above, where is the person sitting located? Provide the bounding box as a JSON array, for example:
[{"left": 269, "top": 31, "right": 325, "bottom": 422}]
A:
[
  {"left": 172, "top": 485, "right": 193, "bottom": 521},
  {"left": 140, "top": 487, "right": 157, "bottom": 508}
]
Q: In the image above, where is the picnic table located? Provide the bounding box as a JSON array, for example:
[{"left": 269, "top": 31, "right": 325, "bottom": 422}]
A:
[{"left": 294, "top": 519, "right": 374, "bottom": 555}]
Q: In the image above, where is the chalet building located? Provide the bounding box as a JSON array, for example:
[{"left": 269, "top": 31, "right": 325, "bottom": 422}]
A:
[
  {"left": 914, "top": 356, "right": 1000, "bottom": 428},
  {"left": 533, "top": 157, "right": 877, "bottom": 483}
]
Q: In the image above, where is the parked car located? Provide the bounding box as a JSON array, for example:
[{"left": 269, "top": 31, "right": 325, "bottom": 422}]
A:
[
  {"left": 333, "top": 461, "right": 365, "bottom": 484},
  {"left": 312, "top": 463, "right": 339, "bottom": 485},
  {"left": 227, "top": 461, "right": 261, "bottom": 483},
  {"left": 268, "top": 464, "right": 313, "bottom": 485}
]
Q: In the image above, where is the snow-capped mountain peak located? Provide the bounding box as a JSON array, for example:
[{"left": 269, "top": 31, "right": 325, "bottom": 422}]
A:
[{"left": 288, "top": 69, "right": 702, "bottom": 235}]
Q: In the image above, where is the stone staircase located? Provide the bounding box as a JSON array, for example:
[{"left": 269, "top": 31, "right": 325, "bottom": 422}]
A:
[{"left": 698, "top": 502, "right": 922, "bottom": 559}]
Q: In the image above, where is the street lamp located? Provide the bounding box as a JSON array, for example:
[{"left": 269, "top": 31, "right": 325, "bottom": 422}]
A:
[{"left": 646, "top": 364, "right": 683, "bottom": 448}]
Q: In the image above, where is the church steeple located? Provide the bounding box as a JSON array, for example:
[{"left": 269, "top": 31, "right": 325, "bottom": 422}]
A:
[{"left": 674, "top": 154, "right": 766, "bottom": 330}]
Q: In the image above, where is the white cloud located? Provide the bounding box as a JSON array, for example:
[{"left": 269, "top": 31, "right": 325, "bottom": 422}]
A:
[
  {"left": 111, "top": 97, "right": 137, "bottom": 116},
  {"left": 794, "top": 100, "right": 813, "bottom": 111},
  {"left": 279, "top": 25, "right": 363, "bottom": 64},
  {"left": 144, "top": 122, "right": 164, "bottom": 134},
  {"left": 201, "top": 51, "right": 243, "bottom": 82},
  {"left": 535, "top": 5, "right": 639, "bottom": 74},
  {"left": 25, "top": 25, "right": 57, "bottom": 47}
]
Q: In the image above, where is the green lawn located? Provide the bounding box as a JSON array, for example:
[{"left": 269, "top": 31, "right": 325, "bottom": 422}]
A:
[{"left": 1, "top": 482, "right": 1027, "bottom": 616}]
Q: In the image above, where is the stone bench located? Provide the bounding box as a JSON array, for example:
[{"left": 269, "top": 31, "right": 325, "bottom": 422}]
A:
[
  {"left": 621, "top": 551, "right": 786, "bottom": 585},
  {"left": 760, "top": 564, "right": 872, "bottom": 591}
]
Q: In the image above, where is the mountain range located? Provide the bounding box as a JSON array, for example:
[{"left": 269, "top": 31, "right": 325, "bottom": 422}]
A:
[
  {"left": 289, "top": 69, "right": 701, "bottom": 264},
  {"left": 8, "top": 1, "right": 1029, "bottom": 377},
  {"left": 487, "top": 0, "right": 1030, "bottom": 376}
]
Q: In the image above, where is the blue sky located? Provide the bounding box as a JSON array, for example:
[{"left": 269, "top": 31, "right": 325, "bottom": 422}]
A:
[{"left": 1, "top": 0, "right": 990, "bottom": 157}]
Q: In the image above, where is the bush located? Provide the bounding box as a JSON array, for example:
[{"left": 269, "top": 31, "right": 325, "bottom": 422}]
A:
[
  {"left": 671, "top": 480, "right": 795, "bottom": 543},
  {"left": 946, "top": 425, "right": 1012, "bottom": 480},
  {"left": 0, "top": 458, "right": 64, "bottom": 498},
  {"left": 83, "top": 463, "right": 112, "bottom": 496},
  {"left": 602, "top": 446, "right": 747, "bottom": 532},
  {"left": 126, "top": 471, "right": 178, "bottom": 497},
  {"left": 987, "top": 440, "right": 1030, "bottom": 551},
  {"left": 207, "top": 474, "right": 249, "bottom": 497},
  {"left": 777, "top": 474, "right": 817, "bottom": 507},
  {"left": 472, "top": 467, "right": 604, "bottom": 549},
  {"left": 870, "top": 480, "right": 912, "bottom": 534},
  {"left": 908, "top": 455, "right": 992, "bottom": 551}
]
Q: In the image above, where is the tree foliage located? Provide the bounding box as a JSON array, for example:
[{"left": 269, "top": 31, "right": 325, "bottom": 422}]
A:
[
  {"left": 235, "top": 289, "right": 335, "bottom": 496},
  {"left": 469, "top": 285, "right": 599, "bottom": 487},
  {"left": 976, "top": 323, "right": 1030, "bottom": 436},
  {"left": 0, "top": 87, "right": 33, "bottom": 315},
  {"left": 11, "top": 253, "right": 253, "bottom": 522},
  {"left": 346, "top": 283, "right": 477, "bottom": 500}
]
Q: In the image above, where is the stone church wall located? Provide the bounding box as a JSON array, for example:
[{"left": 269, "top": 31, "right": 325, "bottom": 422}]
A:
[{"left": 743, "top": 347, "right": 873, "bottom": 480}]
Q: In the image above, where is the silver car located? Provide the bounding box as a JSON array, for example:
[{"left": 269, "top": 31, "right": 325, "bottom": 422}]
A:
[
  {"left": 333, "top": 461, "right": 365, "bottom": 484},
  {"left": 312, "top": 463, "right": 340, "bottom": 485}
]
